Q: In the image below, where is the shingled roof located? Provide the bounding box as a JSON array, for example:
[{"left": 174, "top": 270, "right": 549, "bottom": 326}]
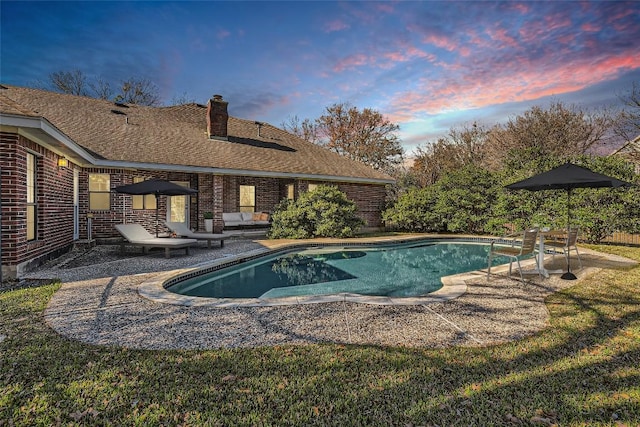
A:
[{"left": 0, "top": 85, "right": 393, "bottom": 184}]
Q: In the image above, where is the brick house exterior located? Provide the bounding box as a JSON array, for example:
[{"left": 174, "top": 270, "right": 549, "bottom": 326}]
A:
[{"left": 0, "top": 85, "right": 393, "bottom": 278}]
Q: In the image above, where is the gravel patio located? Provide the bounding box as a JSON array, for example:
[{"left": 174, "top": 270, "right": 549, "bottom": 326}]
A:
[{"left": 19, "top": 236, "right": 637, "bottom": 350}]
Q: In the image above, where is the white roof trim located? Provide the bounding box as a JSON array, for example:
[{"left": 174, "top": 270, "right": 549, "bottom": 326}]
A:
[{"left": 1, "top": 113, "right": 97, "bottom": 164}]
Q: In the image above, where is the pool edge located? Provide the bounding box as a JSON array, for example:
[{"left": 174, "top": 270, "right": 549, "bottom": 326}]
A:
[{"left": 137, "top": 234, "right": 532, "bottom": 307}]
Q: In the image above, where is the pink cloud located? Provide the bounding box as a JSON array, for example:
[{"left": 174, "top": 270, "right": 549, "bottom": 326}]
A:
[
  {"left": 487, "top": 27, "right": 519, "bottom": 49},
  {"left": 511, "top": 3, "right": 530, "bottom": 14},
  {"left": 422, "top": 34, "right": 458, "bottom": 52},
  {"left": 581, "top": 22, "right": 601, "bottom": 32},
  {"left": 517, "top": 12, "right": 572, "bottom": 45},
  {"left": 324, "top": 19, "right": 349, "bottom": 33},
  {"left": 333, "top": 53, "right": 371, "bottom": 72},
  {"left": 217, "top": 29, "right": 230, "bottom": 40},
  {"left": 382, "top": 45, "right": 433, "bottom": 64},
  {"left": 387, "top": 51, "right": 639, "bottom": 122}
]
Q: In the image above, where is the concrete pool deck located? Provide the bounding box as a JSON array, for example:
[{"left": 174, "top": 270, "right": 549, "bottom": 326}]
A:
[{"left": 22, "top": 234, "right": 638, "bottom": 350}]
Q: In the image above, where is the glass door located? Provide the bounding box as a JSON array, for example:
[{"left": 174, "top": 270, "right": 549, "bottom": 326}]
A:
[{"left": 166, "top": 181, "right": 190, "bottom": 227}]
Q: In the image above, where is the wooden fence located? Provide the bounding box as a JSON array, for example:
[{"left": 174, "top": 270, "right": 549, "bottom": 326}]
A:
[{"left": 600, "top": 232, "right": 640, "bottom": 246}]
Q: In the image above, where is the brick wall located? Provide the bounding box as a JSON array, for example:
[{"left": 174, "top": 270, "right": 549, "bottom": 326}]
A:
[
  {"left": 298, "top": 180, "right": 386, "bottom": 227},
  {"left": 81, "top": 170, "right": 199, "bottom": 239},
  {"left": 222, "top": 176, "right": 280, "bottom": 213},
  {"left": 221, "top": 176, "right": 387, "bottom": 228},
  {"left": 1, "top": 132, "right": 76, "bottom": 277}
]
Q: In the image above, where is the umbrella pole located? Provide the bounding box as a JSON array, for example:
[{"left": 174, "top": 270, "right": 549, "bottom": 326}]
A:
[{"left": 561, "top": 187, "right": 577, "bottom": 280}]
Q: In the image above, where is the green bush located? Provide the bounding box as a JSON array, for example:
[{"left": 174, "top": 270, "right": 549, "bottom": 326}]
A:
[
  {"left": 383, "top": 165, "right": 498, "bottom": 234},
  {"left": 267, "top": 185, "right": 365, "bottom": 239},
  {"left": 387, "top": 153, "right": 639, "bottom": 242},
  {"left": 382, "top": 186, "right": 443, "bottom": 232}
]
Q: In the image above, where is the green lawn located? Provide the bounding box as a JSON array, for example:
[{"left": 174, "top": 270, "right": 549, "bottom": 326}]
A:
[{"left": 1, "top": 245, "right": 639, "bottom": 426}]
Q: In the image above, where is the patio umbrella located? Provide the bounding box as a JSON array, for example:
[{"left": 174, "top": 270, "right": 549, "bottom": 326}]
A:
[
  {"left": 505, "top": 162, "right": 634, "bottom": 280},
  {"left": 114, "top": 179, "right": 198, "bottom": 237}
]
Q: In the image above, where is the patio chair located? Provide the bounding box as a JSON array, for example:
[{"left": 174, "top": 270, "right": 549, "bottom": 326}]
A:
[
  {"left": 487, "top": 227, "right": 540, "bottom": 282},
  {"left": 165, "top": 221, "right": 229, "bottom": 248},
  {"left": 544, "top": 227, "right": 582, "bottom": 270},
  {"left": 115, "top": 224, "right": 197, "bottom": 258}
]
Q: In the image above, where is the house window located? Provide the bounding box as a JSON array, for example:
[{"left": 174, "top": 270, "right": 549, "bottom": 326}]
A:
[
  {"left": 89, "top": 173, "right": 110, "bottom": 210},
  {"left": 286, "top": 184, "right": 295, "bottom": 200},
  {"left": 308, "top": 183, "right": 318, "bottom": 192},
  {"left": 239, "top": 185, "right": 255, "bottom": 212},
  {"left": 132, "top": 177, "right": 157, "bottom": 210},
  {"left": 26, "top": 153, "right": 37, "bottom": 241}
]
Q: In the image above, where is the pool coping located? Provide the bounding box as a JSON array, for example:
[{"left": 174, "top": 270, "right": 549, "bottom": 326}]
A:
[{"left": 138, "top": 235, "right": 540, "bottom": 307}]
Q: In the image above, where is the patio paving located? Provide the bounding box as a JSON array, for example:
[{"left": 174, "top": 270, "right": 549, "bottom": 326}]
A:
[{"left": 18, "top": 236, "right": 638, "bottom": 350}]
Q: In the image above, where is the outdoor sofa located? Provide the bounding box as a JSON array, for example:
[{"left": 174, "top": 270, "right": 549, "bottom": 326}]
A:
[
  {"left": 222, "top": 212, "right": 270, "bottom": 228},
  {"left": 114, "top": 224, "right": 197, "bottom": 258}
]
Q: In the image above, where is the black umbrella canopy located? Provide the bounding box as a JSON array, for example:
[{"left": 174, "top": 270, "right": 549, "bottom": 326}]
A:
[
  {"left": 114, "top": 178, "right": 198, "bottom": 196},
  {"left": 114, "top": 179, "right": 198, "bottom": 237},
  {"left": 505, "top": 162, "right": 634, "bottom": 280},
  {"left": 506, "top": 163, "right": 633, "bottom": 191}
]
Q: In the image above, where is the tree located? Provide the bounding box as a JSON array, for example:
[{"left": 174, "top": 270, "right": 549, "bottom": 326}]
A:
[
  {"left": 483, "top": 102, "right": 616, "bottom": 171},
  {"left": 315, "top": 103, "right": 404, "bottom": 173},
  {"left": 281, "top": 115, "right": 320, "bottom": 144},
  {"left": 267, "top": 185, "right": 364, "bottom": 239},
  {"left": 46, "top": 69, "right": 161, "bottom": 106},
  {"left": 89, "top": 76, "right": 113, "bottom": 101},
  {"left": 170, "top": 92, "right": 197, "bottom": 105},
  {"left": 616, "top": 81, "right": 640, "bottom": 142},
  {"left": 410, "top": 122, "right": 488, "bottom": 187},
  {"left": 114, "top": 78, "right": 160, "bottom": 106},
  {"left": 49, "top": 70, "right": 89, "bottom": 96}
]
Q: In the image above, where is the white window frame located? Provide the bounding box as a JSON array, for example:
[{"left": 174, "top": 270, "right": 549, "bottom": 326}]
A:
[
  {"left": 239, "top": 185, "right": 256, "bottom": 213},
  {"left": 89, "top": 173, "right": 111, "bottom": 210},
  {"left": 26, "top": 152, "right": 37, "bottom": 241}
]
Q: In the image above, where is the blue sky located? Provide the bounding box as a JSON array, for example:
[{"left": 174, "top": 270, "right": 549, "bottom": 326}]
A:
[{"left": 2, "top": 1, "right": 639, "bottom": 155}]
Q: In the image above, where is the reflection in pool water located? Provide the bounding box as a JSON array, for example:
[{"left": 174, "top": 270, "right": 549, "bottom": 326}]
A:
[{"left": 167, "top": 241, "right": 513, "bottom": 300}]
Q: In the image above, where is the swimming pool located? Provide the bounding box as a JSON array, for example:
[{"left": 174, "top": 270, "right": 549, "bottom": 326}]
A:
[{"left": 166, "top": 239, "right": 514, "bottom": 300}]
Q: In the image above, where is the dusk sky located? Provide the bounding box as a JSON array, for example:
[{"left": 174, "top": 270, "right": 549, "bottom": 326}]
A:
[{"left": 2, "top": 1, "right": 639, "bottom": 155}]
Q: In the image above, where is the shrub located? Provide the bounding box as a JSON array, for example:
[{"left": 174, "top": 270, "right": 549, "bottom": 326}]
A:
[
  {"left": 382, "top": 186, "right": 443, "bottom": 232},
  {"left": 384, "top": 165, "right": 499, "bottom": 234},
  {"left": 267, "top": 186, "right": 364, "bottom": 239}
]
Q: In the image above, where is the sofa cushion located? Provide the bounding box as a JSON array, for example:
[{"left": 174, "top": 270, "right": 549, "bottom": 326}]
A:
[{"left": 223, "top": 212, "right": 243, "bottom": 222}]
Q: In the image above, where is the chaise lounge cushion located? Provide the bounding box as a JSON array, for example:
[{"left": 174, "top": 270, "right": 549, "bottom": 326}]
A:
[
  {"left": 115, "top": 223, "right": 197, "bottom": 258},
  {"left": 165, "top": 221, "right": 229, "bottom": 248}
]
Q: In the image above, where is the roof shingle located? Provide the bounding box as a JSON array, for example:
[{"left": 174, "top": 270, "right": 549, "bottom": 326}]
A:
[{"left": 0, "top": 85, "right": 393, "bottom": 183}]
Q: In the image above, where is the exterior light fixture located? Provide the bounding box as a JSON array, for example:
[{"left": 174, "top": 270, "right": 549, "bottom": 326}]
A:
[{"left": 57, "top": 157, "right": 69, "bottom": 168}]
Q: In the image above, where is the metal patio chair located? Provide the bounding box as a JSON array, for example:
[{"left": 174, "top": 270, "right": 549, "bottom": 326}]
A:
[{"left": 487, "top": 227, "right": 540, "bottom": 282}]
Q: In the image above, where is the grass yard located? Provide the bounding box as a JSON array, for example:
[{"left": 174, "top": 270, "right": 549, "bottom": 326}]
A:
[{"left": 1, "top": 245, "right": 639, "bottom": 426}]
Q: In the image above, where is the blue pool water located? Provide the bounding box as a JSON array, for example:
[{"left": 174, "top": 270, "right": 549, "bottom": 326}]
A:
[{"left": 167, "top": 240, "right": 514, "bottom": 300}]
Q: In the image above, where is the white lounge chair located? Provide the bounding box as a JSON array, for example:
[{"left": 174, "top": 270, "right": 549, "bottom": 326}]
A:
[
  {"left": 165, "top": 221, "right": 229, "bottom": 248},
  {"left": 115, "top": 224, "right": 197, "bottom": 258}
]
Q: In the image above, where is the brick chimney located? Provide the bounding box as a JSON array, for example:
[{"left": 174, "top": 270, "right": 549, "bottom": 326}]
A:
[{"left": 207, "top": 94, "right": 228, "bottom": 140}]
